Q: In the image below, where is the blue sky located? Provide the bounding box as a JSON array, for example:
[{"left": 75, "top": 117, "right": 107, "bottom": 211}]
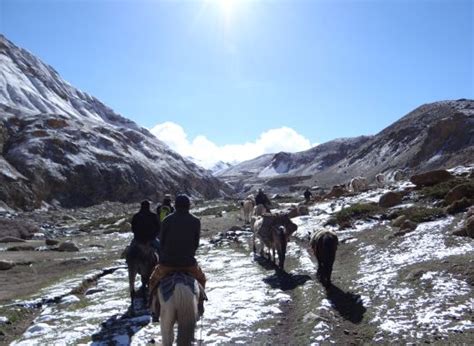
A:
[{"left": 1, "top": 0, "right": 473, "bottom": 165}]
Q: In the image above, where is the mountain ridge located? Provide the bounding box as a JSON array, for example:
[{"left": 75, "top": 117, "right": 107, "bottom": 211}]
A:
[
  {"left": 0, "top": 34, "right": 229, "bottom": 209},
  {"left": 218, "top": 99, "right": 474, "bottom": 193}
]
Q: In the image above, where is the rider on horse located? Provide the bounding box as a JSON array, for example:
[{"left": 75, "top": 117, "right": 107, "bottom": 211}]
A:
[
  {"left": 131, "top": 200, "right": 160, "bottom": 250},
  {"left": 149, "top": 194, "right": 207, "bottom": 320}
]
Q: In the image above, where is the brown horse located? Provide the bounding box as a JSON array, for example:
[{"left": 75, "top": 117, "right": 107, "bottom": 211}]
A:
[
  {"left": 310, "top": 230, "right": 338, "bottom": 286},
  {"left": 252, "top": 213, "right": 298, "bottom": 270},
  {"left": 125, "top": 241, "right": 159, "bottom": 301}
]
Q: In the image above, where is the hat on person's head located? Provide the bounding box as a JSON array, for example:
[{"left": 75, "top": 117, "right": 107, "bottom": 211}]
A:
[
  {"left": 175, "top": 194, "right": 190, "bottom": 210},
  {"left": 140, "top": 200, "right": 150, "bottom": 209},
  {"left": 163, "top": 194, "right": 172, "bottom": 202}
]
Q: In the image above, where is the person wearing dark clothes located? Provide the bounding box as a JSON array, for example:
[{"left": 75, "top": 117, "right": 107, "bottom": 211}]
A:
[
  {"left": 131, "top": 200, "right": 160, "bottom": 244},
  {"left": 255, "top": 188, "right": 271, "bottom": 212},
  {"left": 156, "top": 194, "right": 175, "bottom": 223},
  {"left": 149, "top": 195, "right": 207, "bottom": 320},
  {"left": 304, "top": 188, "right": 313, "bottom": 203}
]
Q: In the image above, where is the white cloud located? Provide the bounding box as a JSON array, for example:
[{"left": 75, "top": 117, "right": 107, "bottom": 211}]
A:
[{"left": 150, "top": 121, "right": 314, "bottom": 169}]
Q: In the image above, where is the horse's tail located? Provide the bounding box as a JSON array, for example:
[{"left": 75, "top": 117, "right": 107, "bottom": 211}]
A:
[
  {"left": 174, "top": 282, "right": 199, "bottom": 345},
  {"left": 276, "top": 226, "right": 287, "bottom": 270}
]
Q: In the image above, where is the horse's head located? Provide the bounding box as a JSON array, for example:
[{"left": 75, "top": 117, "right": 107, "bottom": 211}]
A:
[{"left": 280, "top": 213, "right": 298, "bottom": 236}]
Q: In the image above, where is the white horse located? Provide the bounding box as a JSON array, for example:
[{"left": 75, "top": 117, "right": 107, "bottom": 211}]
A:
[
  {"left": 153, "top": 273, "right": 200, "bottom": 346},
  {"left": 242, "top": 195, "right": 255, "bottom": 224},
  {"left": 349, "top": 176, "right": 368, "bottom": 192},
  {"left": 375, "top": 173, "right": 385, "bottom": 188}
]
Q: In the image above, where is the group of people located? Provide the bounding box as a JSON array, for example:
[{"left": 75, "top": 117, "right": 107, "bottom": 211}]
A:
[{"left": 130, "top": 193, "right": 206, "bottom": 319}]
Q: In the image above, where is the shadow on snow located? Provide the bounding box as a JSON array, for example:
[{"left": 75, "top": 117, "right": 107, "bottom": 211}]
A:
[{"left": 91, "top": 288, "right": 153, "bottom": 345}]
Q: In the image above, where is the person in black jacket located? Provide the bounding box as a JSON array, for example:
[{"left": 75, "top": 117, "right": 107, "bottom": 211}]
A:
[
  {"left": 131, "top": 200, "right": 160, "bottom": 250},
  {"left": 255, "top": 188, "right": 271, "bottom": 212},
  {"left": 149, "top": 195, "right": 206, "bottom": 319},
  {"left": 304, "top": 188, "right": 313, "bottom": 203}
]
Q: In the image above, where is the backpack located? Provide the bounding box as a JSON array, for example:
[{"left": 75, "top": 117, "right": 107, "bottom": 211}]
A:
[{"left": 159, "top": 205, "right": 172, "bottom": 222}]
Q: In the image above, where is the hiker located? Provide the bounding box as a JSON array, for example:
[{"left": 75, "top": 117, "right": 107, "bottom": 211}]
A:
[
  {"left": 131, "top": 200, "right": 160, "bottom": 252},
  {"left": 149, "top": 194, "right": 207, "bottom": 320},
  {"left": 156, "top": 194, "right": 175, "bottom": 222},
  {"left": 255, "top": 188, "right": 271, "bottom": 212},
  {"left": 304, "top": 188, "right": 313, "bottom": 203}
]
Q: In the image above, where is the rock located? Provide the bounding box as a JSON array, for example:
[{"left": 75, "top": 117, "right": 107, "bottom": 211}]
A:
[
  {"left": 0, "top": 316, "right": 9, "bottom": 325},
  {"left": 379, "top": 192, "right": 403, "bottom": 208},
  {"left": 445, "top": 198, "right": 472, "bottom": 215},
  {"left": 287, "top": 207, "right": 299, "bottom": 219},
  {"left": 85, "top": 288, "right": 105, "bottom": 296},
  {"left": 445, "top": 184, "right": 474, "bottom": 205},
  {"left": 228, "top": 225, "right": 242, "bottom": 232},
  {"left": 0, "top": 218, "right": 40, "bottom": 240},
  {"left": 7, "top": 245, "right": 35, "bottom": 251},
  {"left": 452, "top": 227, "right": 467, "bottom": 237},
  {"left": 326, "top": 184, "right": 348, "bottom": 198},
  {"left": 45, "top": 238, "right": 59, "bottom": 246},
  {"left": 391, "top": 215, "right": 407, "bottom": 227},
  {"left": 0, "top": 260, "right": 15, "bottom": 270},
  {"left": 466, "top": 206, "right": 474, "bottom": 218},
  {"left": 400, "top": 220, "right": 417, "bottom": 231},
  {"left": 0, "top": 236, "right": 26, "bottom": 243},
  {"left": 57, "top": 241, "right": 79, "bottom": 252},
  {"left": 297, "top": 205, "right": 309, "bottom": 216},
  {"left": 466, "top": 216, "right": 474, "bottom": 238},
  {"left": 410, "top": 169, "right": 453, "bottom": 187}
]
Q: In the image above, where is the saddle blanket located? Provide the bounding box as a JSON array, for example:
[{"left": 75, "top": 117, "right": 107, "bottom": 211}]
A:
[{"left": 160, "top": 272, "right": 197, "bottom": 302}]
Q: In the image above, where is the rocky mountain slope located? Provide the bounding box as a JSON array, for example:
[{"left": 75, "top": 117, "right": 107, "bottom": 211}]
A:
[
  {"left": 0, "top": 35, "right": 228, "bottom": 209},
  {"left": 218, "top": 99, "right": 474, "bottom": 193}
]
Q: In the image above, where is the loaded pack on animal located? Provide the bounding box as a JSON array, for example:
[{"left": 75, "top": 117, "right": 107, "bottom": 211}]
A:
[{"left": 252, "top": 213, "right": 298, "bottom": 270}]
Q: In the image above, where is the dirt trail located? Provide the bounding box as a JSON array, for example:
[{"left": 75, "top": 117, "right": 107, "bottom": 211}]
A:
[{"left": 2, "top": 192, "right": 473, "bottom": 344}]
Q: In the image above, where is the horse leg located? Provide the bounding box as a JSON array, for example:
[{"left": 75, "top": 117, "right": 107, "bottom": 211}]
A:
[{"left": 128, "top": 266, "right": 136, "bottom": 301}]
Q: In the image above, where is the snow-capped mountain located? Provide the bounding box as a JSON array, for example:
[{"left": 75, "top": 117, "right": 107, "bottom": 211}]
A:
[
  {"left": 218, "top": 99, "right": 474, "bottom": 193},
  {"left": 0, "top": 35, "right": 229, "bottom": 209}
]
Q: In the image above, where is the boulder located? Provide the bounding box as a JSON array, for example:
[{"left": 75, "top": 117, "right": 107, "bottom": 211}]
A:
[
  {"left": 410, "top": 169, "right": 453, "bottom": 187},
  {"left": 379, "top": 192, "right": 403, "bottom": 208},
  {"left": 57, "top": 241, "right": 79, "bottom": 252},
  {"left": 445, "top": 198, "right": 472, "bottom": 215},
  {"left": 400, "top": 220, "right": 417, "bottom": 231},
  {"left": 467, "top": 206, "right": 474, "bottom": 218},
  {"left": 297, "top": 205, "right": 309, "bottom": 216},
  {"left": 0, "top": 260, "right": 15, "bottom": 270},
  {"left": 444, "top": 184, "right": 474, "bottom": 205},
  {"left": 326, "top": 185, "right": 347, "bottom": 198},
  {"left": 0, "top": 218, "right": 40, "bottom": 240},
  {"left": 452, "top": 227, "right": 467, "bottom": 237},
  {"left": 287, "top": 207, "right": 299, "bottom": 219},
  {"left": 0, "top": 236, "right": 26, "bottom": 243},
  {"left": 466, "top": 216, "right": 474, "bottom": 238},
  {"left": 7, "top": 245, "right": 35, "bottom": 251},
  {"left": 391, "top": 215, "right": 407, "bottom": 227},
  {"left": 45, "top": 239, "right": 60, "bottom": 246}
]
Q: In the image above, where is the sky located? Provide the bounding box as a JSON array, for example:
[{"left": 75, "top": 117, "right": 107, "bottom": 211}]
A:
[{"left": 1, "top": 0, "right": 473, "bottom": 168}]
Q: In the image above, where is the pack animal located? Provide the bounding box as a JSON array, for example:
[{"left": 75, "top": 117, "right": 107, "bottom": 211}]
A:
[
  {"left": 126, "top": 242, "right": 159, "bottom": 301},
  {"left": 310, "top": 230, "right": 338, "bottom": 286},
  {"left": 242, "top": 195, "right": 255, "bottom": 224},
  {"left": 375, "top": 173, "right": 385, "bottom": 188},
  {"left": 349, "top": 176, "right": 368, "bottom": 192},
  {"left": 252, "top": 213, "right": 298, "bottom": 270}
]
